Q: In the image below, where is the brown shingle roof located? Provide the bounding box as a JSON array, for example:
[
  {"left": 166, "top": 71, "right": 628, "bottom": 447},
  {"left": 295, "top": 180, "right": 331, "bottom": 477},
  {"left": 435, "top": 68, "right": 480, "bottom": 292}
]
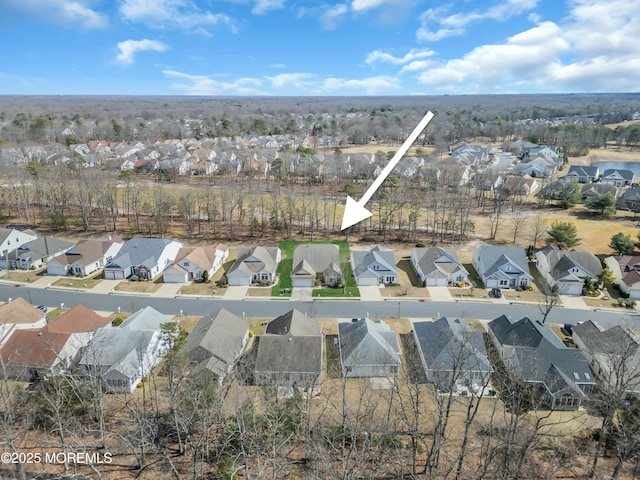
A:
[
  {"left": 0, "top": 298, "right": 45, "bottom": 325},
  {"left": 0, "top": 328, "right": 70, "bottom": 369},
  {"left": 46, "top": 304, "right": 111, "bottom": 334}
]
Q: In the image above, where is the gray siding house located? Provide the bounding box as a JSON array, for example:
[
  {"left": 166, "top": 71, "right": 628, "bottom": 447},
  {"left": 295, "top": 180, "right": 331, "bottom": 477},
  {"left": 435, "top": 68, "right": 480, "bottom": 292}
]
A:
[
  {"left": 473, "top": 246, "right": 532, "bottom": 289},
  {"left": 351, "top": 246, "right": 397, "bottom": 286},
  {"left": 411, "top": 247, "right": 469, "bottom": 287},
  {"left": 413, "top": 317, "right": 492, "bottom": 392},
  {"left": 254, "top": 310, "right": 323, "bottom": 387},
  {"left": 488, "top": 315, "right": 595, "bottom": 410},
  {"left": 291, "top": 244, "right": 342, "bottom": 288},
  {"left": 338, "top": 318, "right": 400, "bottom": 377}
]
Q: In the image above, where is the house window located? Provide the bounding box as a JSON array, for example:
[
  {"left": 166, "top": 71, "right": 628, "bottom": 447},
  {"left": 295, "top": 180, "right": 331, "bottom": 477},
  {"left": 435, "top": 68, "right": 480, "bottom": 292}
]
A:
[
  {"left": 499, "top": 280, "right": 508, "bottom": 286},
  {"left": 183, "top": 261, "right": 190, "bottom": 267}
]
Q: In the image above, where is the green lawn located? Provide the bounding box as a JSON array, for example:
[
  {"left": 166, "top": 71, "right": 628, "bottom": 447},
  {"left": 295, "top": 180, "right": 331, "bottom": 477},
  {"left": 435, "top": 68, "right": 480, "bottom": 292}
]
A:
[
  {"left": 271, "top": 240, "right": 359, "bottom": 298},
  {"left": 312, "top": 286, "right": 360, "bottom": 298}
]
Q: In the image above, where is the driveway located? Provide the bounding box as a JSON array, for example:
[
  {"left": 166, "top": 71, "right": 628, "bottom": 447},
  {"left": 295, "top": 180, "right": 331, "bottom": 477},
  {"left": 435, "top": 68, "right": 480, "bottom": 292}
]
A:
[
  {"left": 290, "top": 287, "right": 313, "bottom": 301},
  {"left": 359, "top": 286, "right": 382, "bottom": 301},
  {"left": 560, "top": 295, "right": 589, "bottom": 310},
  {"left": 428, "top": 286, "right": 453, "bottom": 301},
  {"left": 224, "top": 286, "right": 249, "bottom": 300}
]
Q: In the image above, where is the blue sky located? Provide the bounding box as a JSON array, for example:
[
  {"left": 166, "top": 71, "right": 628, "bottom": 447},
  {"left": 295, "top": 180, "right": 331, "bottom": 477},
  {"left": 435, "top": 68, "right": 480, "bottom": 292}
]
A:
[{"left": 0, "top": 0, "right": 638, "bottom": 96}]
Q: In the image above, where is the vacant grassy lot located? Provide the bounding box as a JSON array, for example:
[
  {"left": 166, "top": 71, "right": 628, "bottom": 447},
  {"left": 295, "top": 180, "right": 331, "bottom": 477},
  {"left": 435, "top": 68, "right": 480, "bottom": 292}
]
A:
[
  {"left": 179, "top": 282, "right": 219, "bottom": 296},
  {"left": 114, "top": 280, "right": 163, "bottom": 293},
  {"left": 52, "top": 276, "right": 102, "bottom": 289},
  {"left": 247, "top": 287, "right": 272, "bottom": 297}
]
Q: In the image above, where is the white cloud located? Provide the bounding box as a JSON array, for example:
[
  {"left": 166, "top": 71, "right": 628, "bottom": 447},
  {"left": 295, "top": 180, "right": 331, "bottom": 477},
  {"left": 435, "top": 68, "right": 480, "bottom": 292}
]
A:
[
  {"left": 320, "top": 4, "right": 348, "bottom": 30},
  {"left": 417, "top": 0, "right": 537, "bottom": 42},
  {"left": 416, "top": 8, "right": 464, "bottom": 42},
  {"left": 4, "top": 0, "right": 108, "bottom": 29},
  {"left": 270, "top": 63, "right": 287, "bottom": 69},
  {"left": 400, "top": 60, "right": 435, "bottom": 74},
  {"left": 320, "top": 75, "right": 401, "bottom": 94},
  {"left": 119, "top": 0, "right": 236, "bottom": 32},
  {"left": 416, "top": 0, "right": 640, "bottom": 93},
  {"left": 351, "top": 0, "right": 386, "bottom": 12},
  {"left": 266, "top": 73, "right": 316, "bottom": 90},
  {"left": 418, "top": 22, "right": 569, "bottom": 91},
  {"left": 115, "top": 39, "right": 169, "bottom": 65},
  {"left": 252, "top": 0, "right": 285, "bottom": 15},
  {"left": 163, "top": 70, "right": 267, "bottom": 95},
  {"left": 366, "top": 48, "right": 434, "bottom": 66}
]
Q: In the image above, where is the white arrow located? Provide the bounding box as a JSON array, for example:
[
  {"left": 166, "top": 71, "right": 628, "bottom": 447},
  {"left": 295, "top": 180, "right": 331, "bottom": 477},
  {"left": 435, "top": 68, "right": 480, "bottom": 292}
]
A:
[{"left": 340, "top": 111, "right": 434, "bottom": 230}]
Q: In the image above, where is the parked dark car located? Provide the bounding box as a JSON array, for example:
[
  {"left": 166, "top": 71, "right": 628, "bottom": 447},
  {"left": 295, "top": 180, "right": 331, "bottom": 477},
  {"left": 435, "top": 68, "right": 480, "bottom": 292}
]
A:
[
  {"left": 36, "top": 305, "right": 48, "bottom": 313},
  {"left": 489, "top": 288, "right": 502, "bottom": 298}
]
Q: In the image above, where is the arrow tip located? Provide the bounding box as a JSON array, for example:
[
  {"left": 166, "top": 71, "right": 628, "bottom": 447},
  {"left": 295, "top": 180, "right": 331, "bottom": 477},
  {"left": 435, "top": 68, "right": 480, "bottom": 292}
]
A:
[{"left": 341, "top": 195, "right": 373, "bottom": 230}]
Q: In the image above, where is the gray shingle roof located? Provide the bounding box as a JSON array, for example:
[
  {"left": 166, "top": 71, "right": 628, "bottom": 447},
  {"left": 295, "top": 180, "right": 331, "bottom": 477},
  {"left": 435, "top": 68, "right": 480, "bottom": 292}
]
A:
[
  {"left": 413, "top": 247, "right": 466, "bottom": 276},
  {"left": 183, "top": 308, "right": 248, "bottom": 379},
  {"left": 414, "top": 317, "right": 491, "bottom": 374},
  {"left": 2, "top": 236, "right": 73, "bottom": 261},
  {"left": 489, "top": 315, "right": 593, "bottom": 394},
  {"left": 352, "top": 246, "right": 396, "bottom": 278},
  {"left": 105, "top": 238, "right": 178, "bottom": 270},
  {"left": 474, "top": 246, "right": 531, "bottom": 278},
  {"left": 338, "top": 318, "right": 400, "bottom": 369},
  {"left": 228, "top": 246, "right": 279, "bottom": 276},
  {"left": 291, "top": 244, "right": 341, "bottom": 278}
]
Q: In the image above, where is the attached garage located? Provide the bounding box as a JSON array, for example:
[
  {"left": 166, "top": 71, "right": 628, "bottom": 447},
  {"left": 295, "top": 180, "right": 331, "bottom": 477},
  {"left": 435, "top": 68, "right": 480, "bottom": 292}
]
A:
[
  {"left": 292, "top": 276, "right": 314, "bottom": 288},
  {"left": 426, "top": 275, "right": 448, "bottom": 287}
]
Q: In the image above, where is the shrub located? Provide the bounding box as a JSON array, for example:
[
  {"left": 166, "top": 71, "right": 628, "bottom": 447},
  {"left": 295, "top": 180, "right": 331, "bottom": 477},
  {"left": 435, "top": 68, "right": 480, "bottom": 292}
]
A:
[{"left": 112, "top": 317, "right": 123, "bottom": 326}]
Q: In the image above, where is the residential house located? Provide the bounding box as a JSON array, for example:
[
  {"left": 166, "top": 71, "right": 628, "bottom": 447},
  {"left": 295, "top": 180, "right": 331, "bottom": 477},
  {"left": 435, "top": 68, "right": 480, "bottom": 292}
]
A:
[
  {"left": 503, "top": 175, "right": 539, "bottom": 195},
  {"left": 0, "top": 236, "right": 74, "bottom": 270},
  {"left": 0, "top": 298, "right": 47, "bottom": 348},
  {"left": 226, "top": 246, "right": 281, "bottom": 286},
  {"left": 79, "top": 306, "right": 173, "bottom": 393},
  {"left": 604, "top": 255, "right": 640, "bottom": 299},
  {"left": 291, "top": 244, "right": 343, "bottom": 288},
  {"left": 338, "top": 318, "right": 400, "bottom": 377},
  {"left": 580, "top": 183, "right": 618, "bottom": 203},
  {"left": 163, "top": 244, "right": 228, "bottom": 283},
  {"left": 157, "top": 158, "right": 191, "bottom": 177},
  {"left": 488, "top": 315, "right": 595, "bottom": 410},
  {"left": 535, "top": 245, "right": 603, "bottom": 295},
  {"left": 600, "top": 169, "right": 634, "bottom": 187},
  {"left": 540, "top": 177, "right": 576, "bottom": 200},
  {"left": 472, "top": 245, "right": 533, "bottom": 289},
  {"left": 619, "top": 186, "right": 640, "bottom": 212},
  {"left": 413, "top": 317, "right": 492, "bottom": 391},
  {"left": 572, "top": 320, "right": 640, "bottom": 398},
  {"left": 0, "top": 228, "right": 37, "bottom": 264},
  {"left": 183, "top": 308, "right": 249, "bottom": 384},
  {"left": 351, "top": 246, "right": 397, "bottom": 286},
  {"left": 254, "top": 310, "right": 323, "bottom": 387},
  {"left": 0, "top": 304, "right": 110, "bottom": 381},
  {"left": 512, "top": 157, "right": 558, "bottom": 178},
  {"left": 471, "top": 171, "right": 503, "bottom": 191},
  {"left": 411, "top": 247, "right": 469, "bottom": 287},
  {"left": 103, "top": 238, "right": 183, "bottom": 280},
  {"left": 46, "top": 238, "right": 123, "bottom": 277},
  {"left": 566, "top": 165, "right": 600, "bottom": 183}
]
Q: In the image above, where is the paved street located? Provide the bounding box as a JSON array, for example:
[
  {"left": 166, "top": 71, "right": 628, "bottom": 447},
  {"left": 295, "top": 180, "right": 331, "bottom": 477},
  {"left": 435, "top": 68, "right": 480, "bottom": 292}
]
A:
[{"left": 0, "top": 283, "right": 636, "bottom": 329}]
